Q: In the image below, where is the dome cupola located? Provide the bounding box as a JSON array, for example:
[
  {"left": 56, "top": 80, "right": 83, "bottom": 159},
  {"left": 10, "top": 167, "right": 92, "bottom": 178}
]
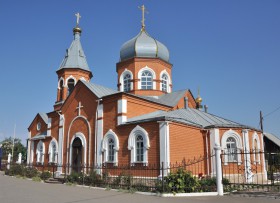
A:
[
  {"left": 120, "top": 5, "right": 169, "bottom": 63},
  {"left": 120, "top": 29, "right": 170, "bottom": 63}
]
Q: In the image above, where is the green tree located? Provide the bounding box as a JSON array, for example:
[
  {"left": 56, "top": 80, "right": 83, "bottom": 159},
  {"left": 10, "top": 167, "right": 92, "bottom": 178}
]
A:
[{"left": 0, "top": 137, "right": 26, "bottom": 162}]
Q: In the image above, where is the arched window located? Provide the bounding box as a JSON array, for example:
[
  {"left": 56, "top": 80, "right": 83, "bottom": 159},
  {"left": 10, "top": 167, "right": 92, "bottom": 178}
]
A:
[
  {"left": 141, "top": 71, "right": 153, "bottom": 90},
  {"left": 136, "top": 135, "right": 144, "bottom": 162},
  {"left": 226, "top": 137, "right": 237, "bottom": 162},
  {"left": 252, "top": 133, "right": 261, "bottom": 164},
  {"left": 123, "top": 74, "right": 131, "bottom": 92},
  {"left": 36, "top": 141, "right": 45, "bottom": 165},
  {"left": 48, "top": 138, "right": 58, "bottom": 164},
  {"left": 108, "top": 138, "right": 115, "bottom": 162},
  {"left": 59, "top": 80, "right": 63, "bottom": 101},
  {"left": 221, "top": 130, "right": 242, "bottom": 165},
  {"left": 128, "top": 125, "right": 150, "bottom": 165},
  {"left": 67, "top": 79, "right": 75, "bottom": 96},
  {"left": 161, "top": 74, "right": 168, "bottom": 92},
  {"left": 101, "top": 130, "right": 119, "bottom": 166}
]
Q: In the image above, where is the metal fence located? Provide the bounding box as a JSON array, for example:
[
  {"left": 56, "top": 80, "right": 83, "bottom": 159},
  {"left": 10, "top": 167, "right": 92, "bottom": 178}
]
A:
[
  {"left": 221, "top": 150, "right": 280, "bottom": 192},
  {"left": 2, "top": 154, "right": 217, "bottom": 193}
]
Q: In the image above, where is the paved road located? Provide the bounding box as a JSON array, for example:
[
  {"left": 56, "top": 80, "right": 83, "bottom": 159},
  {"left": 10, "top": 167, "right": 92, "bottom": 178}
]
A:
[{"left": 0, "top": 173, "right": 279, "bottom": 203}]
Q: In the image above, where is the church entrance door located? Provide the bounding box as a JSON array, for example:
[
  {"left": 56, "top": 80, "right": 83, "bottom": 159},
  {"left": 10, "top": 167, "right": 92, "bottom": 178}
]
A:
[{"left": 72, "top": 137, "right": 83, "bottom": 173}]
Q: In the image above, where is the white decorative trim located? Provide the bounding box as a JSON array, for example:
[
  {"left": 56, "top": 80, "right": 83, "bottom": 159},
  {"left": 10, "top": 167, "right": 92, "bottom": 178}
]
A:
[
  {"left": 65, "top": 75, "right": 77, "bottom": 87},
  {"left": 159, "top": 121, "right": 170, "bottom": 176},
  {"left": 30, "top": 141, "right": 34, "bottom": 164},
  {"left": 159, "top": 70, "right": 171, "bottom": 93},
  {"left": 221, "top": 129, "right": 242, "bottom": 165},
  {"left": 69, "top": 132, "right": 87, "bottom": 170},
  {"left": 117, "top": 99, "right": 127, "bottom": 125},
  {"left": 210, "top": 128, "right": 219, "bottom": 176},
  {"left": 47, "top": 118, "right": 52, "bottom": 137},
  {"left": 57, "top": 77, "right": 65, "bottom": 89},
  {"left": 48, "top": 138, "right": 58, "bottom": 164},
  {"left": 252, "top": 132, "right": 261, "bottom": 164},
  {"left": 102, "top": 129, "right": 119, "bottom": 166},
  {"left": 128, "top": 125, "right": 150, "bottom": 165},
  {"left": 79, "top": 77, "right": 86, "bottom": 82},
  {"left": 119, "top": 69, "right": 133, "bottom": 92},
  {"left": 138, "top": 66, "right": 156, "bottom": 90},
  {"left": 66, "top": 115, "right": 91, "bottom": 168},
  {"left": 36, "top": 140, "right": 45, "bottom": 164}
]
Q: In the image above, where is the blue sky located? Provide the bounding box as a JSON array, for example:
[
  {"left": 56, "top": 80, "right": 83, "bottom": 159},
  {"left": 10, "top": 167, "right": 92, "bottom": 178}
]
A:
[{"left": 0, "top": 0, "right": 279, "bottom": 143}]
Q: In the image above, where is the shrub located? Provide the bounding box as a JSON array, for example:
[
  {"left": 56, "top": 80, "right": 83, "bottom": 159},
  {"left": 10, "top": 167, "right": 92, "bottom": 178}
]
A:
[
  {"left": 24, "top": 167, "right": 38, "bottom": 178},
  {"left": 66, "top": 171, "right": 83, "bottom": 184},
  {"left": 6, "top": 165, "right": 24, "bottom": 176},
  {"left": 157, "top": 168, "right": 200, "bottom": 194},
  {"left": 40, "top": 171, "right": 52, "bottom": 180},
  {"left": 84, "top": 170, "right": 102, "bottom": 186}
]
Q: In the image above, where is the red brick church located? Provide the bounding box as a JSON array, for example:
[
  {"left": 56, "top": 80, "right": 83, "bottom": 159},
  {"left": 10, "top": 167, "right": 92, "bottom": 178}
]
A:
[{"left": 27, "top": 11, "right": 266, "bottom": 179}]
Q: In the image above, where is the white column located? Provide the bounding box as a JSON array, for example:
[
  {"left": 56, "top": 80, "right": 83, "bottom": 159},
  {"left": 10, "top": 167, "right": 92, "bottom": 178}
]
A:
[
  {"left": 117, "top": 99, "right": 127, "bottom": 125},
  {"left": 27, "top": 131, "right": 31, "bottom": 165},
  {"left": 7, "top": 153, "right": 11, "bottom": 169},
  {"left": 47, "top": 118, "right": 52, "bottom": 137},
  {"left": 57, "top": 114, "right": 64, "bottom": 175},
  {"left": 96, "top": 104, "right": 103, "bottom": 168},
  {"left": 159, "top": 121, "right": 170, "bottom": 177},
  {"left": 210, "top": 128, "right": 220, "bottom": 176},
  {"left": 214, "top": 144, "right": 224, "bottom": 196},
  {"left": 242, "top": 129, "right": 253, "bottom": 183}
]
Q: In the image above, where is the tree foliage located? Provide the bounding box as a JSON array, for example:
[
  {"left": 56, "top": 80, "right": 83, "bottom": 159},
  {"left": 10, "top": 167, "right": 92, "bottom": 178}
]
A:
[{"left": 0, "top": 137, "right": 26, "bottom": 161}]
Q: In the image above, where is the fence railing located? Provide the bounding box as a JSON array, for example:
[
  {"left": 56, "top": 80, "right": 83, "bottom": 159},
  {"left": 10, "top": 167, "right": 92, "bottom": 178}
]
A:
[
  {"left": 2, "top": 154, "right": 217, "bottom": 193},
  {"left": 221, "top": 150, "right": 280, "bottom": 192}
]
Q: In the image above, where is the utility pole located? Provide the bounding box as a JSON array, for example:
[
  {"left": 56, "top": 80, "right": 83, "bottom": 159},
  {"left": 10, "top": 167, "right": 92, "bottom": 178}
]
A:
[{"left": 260, "top": 111, "right": 263, "bottom": 132}]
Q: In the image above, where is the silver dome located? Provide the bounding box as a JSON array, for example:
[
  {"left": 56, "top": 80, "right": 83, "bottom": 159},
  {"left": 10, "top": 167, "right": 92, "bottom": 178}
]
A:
[{"left": 120, "top": 29, "right": 169, "bottom": 62}]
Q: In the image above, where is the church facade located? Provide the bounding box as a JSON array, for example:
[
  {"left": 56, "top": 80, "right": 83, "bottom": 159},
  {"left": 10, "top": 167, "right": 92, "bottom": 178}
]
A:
[{"left": 27, "top": 13, "right": 266, "bottom": 178}]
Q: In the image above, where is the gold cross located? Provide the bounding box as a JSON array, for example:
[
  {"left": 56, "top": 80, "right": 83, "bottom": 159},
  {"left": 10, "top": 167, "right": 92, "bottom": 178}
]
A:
[
  {"left": 75, "top": 13, "right": 81, "bottom": 26},
  {"left": 138, "top": 5, "right": 148, "bottom": 30}
]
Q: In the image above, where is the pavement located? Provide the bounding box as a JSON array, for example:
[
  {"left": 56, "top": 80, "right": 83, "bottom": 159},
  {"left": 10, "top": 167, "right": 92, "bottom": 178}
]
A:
[{"left": 0, "top": 172, "right": 279, "bottom": 203}]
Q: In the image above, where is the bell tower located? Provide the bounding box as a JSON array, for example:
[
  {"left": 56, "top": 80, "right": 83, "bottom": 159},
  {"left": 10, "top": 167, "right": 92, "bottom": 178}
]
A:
[{"left": 54, "top": 13, "right": 92, "bottom": 111}]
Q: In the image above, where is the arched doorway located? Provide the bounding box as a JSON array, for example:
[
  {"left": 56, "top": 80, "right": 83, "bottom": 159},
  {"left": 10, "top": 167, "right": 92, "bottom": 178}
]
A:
[{"left": 72, "top": 137, "right": 83, "bottom": 173}]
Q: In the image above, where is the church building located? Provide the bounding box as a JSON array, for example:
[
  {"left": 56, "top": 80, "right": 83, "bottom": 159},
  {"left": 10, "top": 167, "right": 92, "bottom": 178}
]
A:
[{"left": 27, "top": 9, "right": 266, "bottom": 178}]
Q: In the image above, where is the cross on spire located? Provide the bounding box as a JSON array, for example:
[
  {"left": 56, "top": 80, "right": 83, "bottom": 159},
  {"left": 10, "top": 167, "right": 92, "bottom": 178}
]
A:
[
  {"left": 75, "top": 13, "right": 81, "bottom": 26},
  {"left": 76, "top": 101, "right": 83, "bottom": 116},
  {"left": 138, "top": 5, "right": 148, "bottom": 30}
]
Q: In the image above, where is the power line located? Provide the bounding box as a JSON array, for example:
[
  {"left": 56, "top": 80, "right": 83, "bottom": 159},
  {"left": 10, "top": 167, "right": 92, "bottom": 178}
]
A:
[{"left": 263, "top": 105, "right": 280, "bottom": 118}]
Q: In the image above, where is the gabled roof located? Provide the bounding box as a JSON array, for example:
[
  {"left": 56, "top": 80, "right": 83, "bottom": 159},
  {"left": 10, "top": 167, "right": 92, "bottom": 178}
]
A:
[
  {"left": 28, "top": 112, "right": 48, "bottom": 130},
  {"left": 81, "top": 80, "right": 118, "bottom": 98},
  {"left": 126, "top": 108, "right": 260, "bottom": 130},
  {"left": 38, "top": 113, "right": 48, "bottom": 124}
]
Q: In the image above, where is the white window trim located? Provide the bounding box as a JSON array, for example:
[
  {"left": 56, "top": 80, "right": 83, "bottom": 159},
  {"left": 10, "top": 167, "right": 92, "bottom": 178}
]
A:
[
  {"left": 119, "top": 69, "right": 133, "bottom": 92},
  {"left": 48, "top": 138, "right": 58, "bottom": 164},
  {"left": 138, "top": 66, "right": 156, "bottom": 90},
  {"left": 128, "top": 125, "right": 150, "bottom": 165},
  {"left": 159, "top": 70, "right": 171, "bottom": 93},
  {"left": 57, "top": 77, "right": 65, "bottom": 89},
  {"left": 252, "top": 132, "right": 261, "bottom": 165},
  {"left": 102, "top": 129, "right": 119, "bottom": 166},
  {"left": 36, "top": 140, "right": 45, "bottom": 165},
  {"left": 65, "top": 75, "right": 77, "bottom": 87},
  {"left": 221, "top": 129, "right": 242, "bottom": 165},
  {"left": 69, "top": 132, "right": 87, "bottom": 170}
]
